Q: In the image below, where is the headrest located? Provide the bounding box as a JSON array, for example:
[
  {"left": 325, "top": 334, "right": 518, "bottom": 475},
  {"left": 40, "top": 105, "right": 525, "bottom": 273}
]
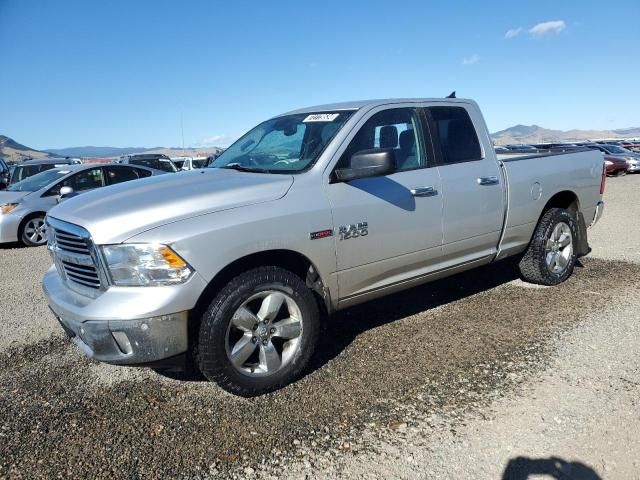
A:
[
  {"left": 379, "top": 125, "right": 398, "bottom": 149},
  {"left": 399, "top": 130, "right": 415, "bottom": 152}
]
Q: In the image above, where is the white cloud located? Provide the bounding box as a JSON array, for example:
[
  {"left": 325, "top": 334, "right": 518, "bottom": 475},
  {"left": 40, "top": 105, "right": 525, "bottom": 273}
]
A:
[
  {"left": 462, "top": 54, "right": 480, "bottom": 66},
  {"left": 528, "top": 20, "right": 566, "bottom": 37},
  {"left": 504, "top": 27, "right": 522, "bottom": 39},
  {"left": 199, "top": 134, "right": 237, "bottom": 147}
]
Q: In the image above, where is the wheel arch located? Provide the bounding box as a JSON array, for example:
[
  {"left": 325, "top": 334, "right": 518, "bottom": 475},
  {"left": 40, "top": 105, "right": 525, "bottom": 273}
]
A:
[
  {"left": 542, "top": 190, "right": 581, "bottom": 214},
  {"left": 538, "top": 190, "right": 589, "bottom": 256},
  {"left": 190, "top": 249, "right": 332, "bottom": 342}
]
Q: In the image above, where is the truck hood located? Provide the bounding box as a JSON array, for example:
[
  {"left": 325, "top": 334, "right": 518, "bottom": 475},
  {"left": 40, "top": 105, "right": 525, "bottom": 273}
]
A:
[
  {"left": 48, "top": 168, "right": 294, "bottom": 244},
  {"left": 0, "top": 190, "right": 31, "bottom": 204}
]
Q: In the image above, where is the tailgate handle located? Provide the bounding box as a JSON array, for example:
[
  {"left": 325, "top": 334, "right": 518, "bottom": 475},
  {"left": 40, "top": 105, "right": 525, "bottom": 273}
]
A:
[
  {"left": 477, "top": 176, "right": 499, "bottom": 186},
  {"left": 410, "top": 186, "right": 438, "bottom": 197}
]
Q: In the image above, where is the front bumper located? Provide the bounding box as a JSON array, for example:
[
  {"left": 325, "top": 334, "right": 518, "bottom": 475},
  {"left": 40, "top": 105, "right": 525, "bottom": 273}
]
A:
[
  {"left": 0, "top": 213, "right": 20, "bottom": 243},
  {"left": 590, "top": 201, "right": 605, "bottom": 227},
  {"left": 43, "top": 266, "right": 207, "bottom": 365}
]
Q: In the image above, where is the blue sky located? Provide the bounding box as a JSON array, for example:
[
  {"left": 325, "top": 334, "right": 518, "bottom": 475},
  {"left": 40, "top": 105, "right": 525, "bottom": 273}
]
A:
[{"left": 1, "top": 0, "right": 638, "bottom": 149}]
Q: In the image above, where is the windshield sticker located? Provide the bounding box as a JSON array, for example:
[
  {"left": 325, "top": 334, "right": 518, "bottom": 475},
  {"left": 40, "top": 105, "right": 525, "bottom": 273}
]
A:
[{"left": 303, "top": 113, "right": 340, "bottom": 123}]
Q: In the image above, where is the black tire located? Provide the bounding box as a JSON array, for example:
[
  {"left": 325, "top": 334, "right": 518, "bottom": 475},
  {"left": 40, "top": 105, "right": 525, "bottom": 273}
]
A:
[
  {"left": 197, "top": 266, "right": 320, "bottom": 397},
  {"left": 20, "top": 214, "right": 48, "bottom": 247},
  {"left": 518, "top": 208, "right": 578, "bottom": 286},
  {"left": 615, "top": 169, "right": 627, "bottom": 177}
]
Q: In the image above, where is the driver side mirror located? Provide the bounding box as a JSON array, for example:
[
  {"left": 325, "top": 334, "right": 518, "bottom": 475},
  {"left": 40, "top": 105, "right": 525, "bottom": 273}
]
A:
[
  {"left": 58, "top": 186, "right": 75, "bottom": 201},
  {"left": 333, "top": 149, "right": 396, "bottom": 182}
]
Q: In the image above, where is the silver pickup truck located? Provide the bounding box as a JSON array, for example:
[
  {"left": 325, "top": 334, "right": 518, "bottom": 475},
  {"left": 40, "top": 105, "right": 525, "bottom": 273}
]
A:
[{"left": 43, "top": 98, "right": 605, "bottom": 396}]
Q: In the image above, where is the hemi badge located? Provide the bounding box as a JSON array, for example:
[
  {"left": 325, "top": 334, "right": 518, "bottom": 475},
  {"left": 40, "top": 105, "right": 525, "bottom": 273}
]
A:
[{"left": 309, "top": 229, "right": 333, "bottom": 240}]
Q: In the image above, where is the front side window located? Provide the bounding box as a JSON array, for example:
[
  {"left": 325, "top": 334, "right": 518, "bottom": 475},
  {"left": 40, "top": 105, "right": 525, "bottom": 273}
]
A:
[
  {"left": 210, "top": 111, "right": 354, "bottom": 173},
  {"left": 60, "top": 168, "right": 105, "bottom": 192},
  {"left": 427, "top": 106, "right": 482, "bottom": 165},
  {"left": 336, "top": 108, "right": 424, "bottom": 172}
]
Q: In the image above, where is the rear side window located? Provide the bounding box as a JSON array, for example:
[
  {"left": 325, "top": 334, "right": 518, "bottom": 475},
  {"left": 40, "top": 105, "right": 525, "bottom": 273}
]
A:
[
  {"left": 104, "top": 166, "right": 139, "bottom": 185},
  {"left": 136, "top": 168, "right": 153, "bottom": 178},
  {"left": 426, "top": 107, "right": 482, "bottom": 165}
]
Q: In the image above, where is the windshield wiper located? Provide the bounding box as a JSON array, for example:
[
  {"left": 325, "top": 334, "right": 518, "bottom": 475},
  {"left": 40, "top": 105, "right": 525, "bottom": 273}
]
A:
[{"left": 218, "top": 163, "right": 266, "bottom": 173}]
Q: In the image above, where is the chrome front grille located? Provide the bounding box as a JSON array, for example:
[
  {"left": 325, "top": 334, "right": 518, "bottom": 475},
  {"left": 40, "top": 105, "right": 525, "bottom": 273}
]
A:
[
  {"left": 47, "top": 217, "right": 107, "bottom": 295},
  {"left": 54, "top": 230, "right": 91, "bottom": 256}
]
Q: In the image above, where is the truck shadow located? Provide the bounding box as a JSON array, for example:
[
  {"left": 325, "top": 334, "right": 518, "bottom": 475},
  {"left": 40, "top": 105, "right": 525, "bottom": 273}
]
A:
[
  {"left": 502, "top": 455, "right": 602, "bottom": 479},
  {"left": 306, "top": 258, "right": 525, "bottom": 376}
]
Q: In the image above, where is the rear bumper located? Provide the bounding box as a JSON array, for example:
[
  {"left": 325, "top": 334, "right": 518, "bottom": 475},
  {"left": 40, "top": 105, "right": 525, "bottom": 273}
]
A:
[{"left": 590, "top": 201, "right": 604, "bottom": 228}]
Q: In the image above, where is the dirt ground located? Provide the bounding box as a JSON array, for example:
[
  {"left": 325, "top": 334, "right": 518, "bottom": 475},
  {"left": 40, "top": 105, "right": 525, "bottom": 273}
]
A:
[{"left": 0, "top": 175, "right": 638, "bottom": 479}]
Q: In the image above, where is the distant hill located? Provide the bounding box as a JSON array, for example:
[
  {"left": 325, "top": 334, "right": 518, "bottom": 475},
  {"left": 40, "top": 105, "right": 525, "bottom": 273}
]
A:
[
  {"left": 491, "top": 124, "right": 640, "bottom": 145},
  {"left": 44, "top": 146, "right": 161, "bottom": 158},
  {"left": 0, "top": 135, "right": 51, "bottom": 163},
  {"left": 45, "top": 146, "right": 224, "bottom": 158}
]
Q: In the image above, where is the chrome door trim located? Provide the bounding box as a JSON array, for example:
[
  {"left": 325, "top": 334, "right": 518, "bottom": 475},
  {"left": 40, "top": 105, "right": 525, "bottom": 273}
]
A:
[
  {"left": 477, "top": 176, "right": 499, "bottom": 186},
  {"left": 410, "top": 186, "right": 438, "bottom": 197}
]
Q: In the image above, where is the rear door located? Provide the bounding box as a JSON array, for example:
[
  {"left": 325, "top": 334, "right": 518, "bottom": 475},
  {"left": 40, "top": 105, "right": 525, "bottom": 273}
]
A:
[
  {"left": 326, "top": 106, "right": 444, "bottom": 300},
  {"left": 424, "top": 104, "right": 504, "bottom": 263}
]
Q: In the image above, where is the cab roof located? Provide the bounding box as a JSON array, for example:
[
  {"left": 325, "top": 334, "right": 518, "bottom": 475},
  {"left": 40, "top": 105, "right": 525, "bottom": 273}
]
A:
[{"left": 280, "top": 97, "right": 474, "bottom": 116}]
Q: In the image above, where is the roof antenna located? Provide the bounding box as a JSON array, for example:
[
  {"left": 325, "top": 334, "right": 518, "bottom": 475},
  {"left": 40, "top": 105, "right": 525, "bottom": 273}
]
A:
[{"left": 446, "top": 91, "right": 456, "bottom": 98}]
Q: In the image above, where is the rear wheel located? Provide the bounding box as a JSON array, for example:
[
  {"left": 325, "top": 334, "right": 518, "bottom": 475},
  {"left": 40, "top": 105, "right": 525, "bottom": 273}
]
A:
[
  {"left": 20, "top": 215, "right": 48, "bottom": 247},
  {"left": 518, "top": 208, "right": 578, "bottom": 286},
  {"left": 197, "top": 266, "right": 320, "bottom": 396}
]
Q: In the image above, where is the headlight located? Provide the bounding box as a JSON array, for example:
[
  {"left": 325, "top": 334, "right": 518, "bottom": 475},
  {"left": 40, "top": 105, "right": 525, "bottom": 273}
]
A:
[
  {"left": 605, "top": 160, "right": 613, "bottom": 166},
  {"left": 102, "top": 244, "right": 193, "bottom": 286},
  {"left": 0, "top": 203, "right": 19, "bottom": 215}
]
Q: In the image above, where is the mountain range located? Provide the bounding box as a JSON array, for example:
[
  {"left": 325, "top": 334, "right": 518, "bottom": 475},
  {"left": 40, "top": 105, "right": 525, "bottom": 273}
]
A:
[
  {"left": 492, "top": 125, "right": 640, "bottom": 145},
  {"left": 2, "top": 125, "right": 640, "bottom": 162}
]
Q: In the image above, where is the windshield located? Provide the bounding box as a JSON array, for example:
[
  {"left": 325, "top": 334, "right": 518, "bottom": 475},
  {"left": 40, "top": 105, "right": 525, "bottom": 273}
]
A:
[
  {"left": 210, "top": 111, "right": 354, "bottom": 173},
  {"left": 7, "top": 168, "right": 69, "bottom": 192},
  {"left": 9, "top": 164, "right": 55, "bottom": 184}
]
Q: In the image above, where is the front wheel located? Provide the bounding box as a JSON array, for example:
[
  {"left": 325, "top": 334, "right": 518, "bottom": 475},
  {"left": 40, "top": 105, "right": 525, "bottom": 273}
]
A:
[
  {"left": 20, "top": 215, "right": 48, "bottom": 247},
  {"left": 518, "top": 208, "right": 578, "bottom": 286},
  {"left": 197, "top": 266, "right": 320, "bottom": 396}
]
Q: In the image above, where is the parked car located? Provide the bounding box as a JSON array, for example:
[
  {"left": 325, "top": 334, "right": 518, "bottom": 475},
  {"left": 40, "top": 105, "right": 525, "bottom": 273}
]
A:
[
  {"left": 171, "top": 156, "right": 208, "bottom": 171},
  {"left": 586, "top": 144, "right": 639, "bottom": 172},
  {"left": 0, "top": 164, "right": 164, "bottom": 246},
  {"left": 118, "top": 154, "right": 178, "bottom": 173},
  {"left": 494, "top": 146, "right": 509, "bottom": 153},
  {"left": 44, "top": 97, "right": 605, "bottom": 396},
  {"left": 0, "top": 158, "right": 9, "bottom": 190},
  {"left": 505, "top": 144, "right": 538, "bottom": 152},
  {"left": 622, "top": 141, "right": 640, "bottom": 153},
  {"left": 8, "top": 158, "right": 83, "bottom": 186},
  {"left": 603, "top": 155, "right": 628, "bottom": 176}
]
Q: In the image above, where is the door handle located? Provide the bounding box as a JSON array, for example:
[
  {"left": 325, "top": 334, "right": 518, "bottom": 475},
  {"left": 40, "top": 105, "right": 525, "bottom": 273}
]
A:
[
  {"left": 477, "top": 176, "right": 499, "bottom": 186},
  {"left": 410, "top": 186, "right": 438, "bottom": 197}
]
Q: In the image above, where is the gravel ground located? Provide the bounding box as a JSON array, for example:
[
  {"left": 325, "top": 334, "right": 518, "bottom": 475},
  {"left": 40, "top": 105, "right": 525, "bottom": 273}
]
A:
[{"left": 0, "top": 175, "right": 638, "bottom": 479}]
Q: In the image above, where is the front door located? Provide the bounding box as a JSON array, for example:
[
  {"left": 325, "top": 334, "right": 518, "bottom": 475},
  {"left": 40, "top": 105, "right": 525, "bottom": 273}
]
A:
[{"left": 326, "top": 107, "right": 444, "bottom": 300}]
